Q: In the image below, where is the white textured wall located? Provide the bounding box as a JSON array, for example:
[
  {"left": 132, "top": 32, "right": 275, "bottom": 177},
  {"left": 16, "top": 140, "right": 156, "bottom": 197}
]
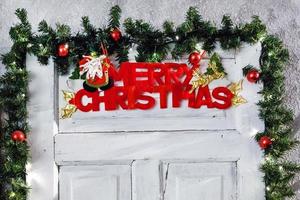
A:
[{"left": 1, "top": 0, "right": 300, "bottom": 199}]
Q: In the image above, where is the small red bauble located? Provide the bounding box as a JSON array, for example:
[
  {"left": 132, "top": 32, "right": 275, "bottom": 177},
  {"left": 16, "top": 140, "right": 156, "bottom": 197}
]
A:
[
  {"left": 110, "top": 28, "right": 121, "bottom": 42},
  {"left": 58, "top": 43, "right": 69, "bottom": 57},
  {"left": 188, "top": 51, "right": 201, "bottom": 65},
  {"left": 259, "top": 136, "right": 272, "bottom": 149},
  {"left": 247, "top": 69, "right": 260, "bottom": 83},
  {"left": 11, "top": 130, "right": 26, "bottom": 142}
]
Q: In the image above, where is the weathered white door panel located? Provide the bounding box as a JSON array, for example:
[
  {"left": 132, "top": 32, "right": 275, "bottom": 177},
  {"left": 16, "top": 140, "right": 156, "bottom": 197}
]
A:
[
  {"left": 162, "top": 162, "right": 237, "bottom": 200},
  {"left": 59, "top": 165, "right": 131, "bottom": 200}
]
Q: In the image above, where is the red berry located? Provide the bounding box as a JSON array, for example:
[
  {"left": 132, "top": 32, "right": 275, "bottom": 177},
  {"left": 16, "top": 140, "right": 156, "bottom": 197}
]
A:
[
  {"left": 247, "top": 69, "right": 260, "bottom": 83},
  {"left": 110, "top": 29, "right": 121, "bottom": 42},
  {"left": 11, "top": 130, "right": 26, "bottom": 142},
  {"left": 259, "top": 136, "right": 272, "bottom": 149},
  {"left": 188, "top": 51, "right": 201, "bottom": 65},
  {"left": 58, "top": 43, "right": 69, "bottom": 57}
]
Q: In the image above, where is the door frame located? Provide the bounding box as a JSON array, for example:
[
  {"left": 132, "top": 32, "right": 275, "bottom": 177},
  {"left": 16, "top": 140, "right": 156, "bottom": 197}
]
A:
[{"left": 27, "top": 57, "right": 58, "bottom": 200}]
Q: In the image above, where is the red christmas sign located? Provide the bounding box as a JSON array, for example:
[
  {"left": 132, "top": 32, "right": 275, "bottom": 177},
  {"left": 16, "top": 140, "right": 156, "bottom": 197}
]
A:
[
  {"left": 61, "top": 53, "right": 246, "bottom": 119},
  {"left": 65, "top": 62, "right": 234, "bottom": 113}
]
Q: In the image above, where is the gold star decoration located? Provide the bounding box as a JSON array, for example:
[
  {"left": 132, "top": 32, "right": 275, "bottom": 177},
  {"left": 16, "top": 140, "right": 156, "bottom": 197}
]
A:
[
  {"left": 189, "top": 62, "right": 225, "bottom": 93},
  {"left": 227, "top": 80, "right": 247, "bottom": 106},
  {"left": 61, "top": 91, "right": 77, "bottom": 119}
]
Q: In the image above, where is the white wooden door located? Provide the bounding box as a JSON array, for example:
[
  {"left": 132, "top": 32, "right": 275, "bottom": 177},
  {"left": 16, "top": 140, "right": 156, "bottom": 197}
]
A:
[{"left": 27, "top": 43, "right": 265, "bottom": 200}]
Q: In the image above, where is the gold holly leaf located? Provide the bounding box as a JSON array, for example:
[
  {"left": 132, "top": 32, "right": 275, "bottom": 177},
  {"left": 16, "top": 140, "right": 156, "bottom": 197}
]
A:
[
  {"left": 228, "top": 80, "right": 247, "bottom": 106},
  {"left": 63, "top": 90, "right": 75, "bottom": 102},
  {"left": 189, "top": 69, "right": 225, "bottom": 94},
  {"left": 228, "top": 80, "right": 243, "bottom": 95},
  {"left": 189, "top": 53, "right": 226, "bottom": 94},
  {"left": 61, "top": 104, "right": 77, "bottom": 119},
  {"left": 231, "top": 95, "right": 247, "bottom": 106},
  {"left": 61, "top": 90, "right": 77, "bottom": 119}
]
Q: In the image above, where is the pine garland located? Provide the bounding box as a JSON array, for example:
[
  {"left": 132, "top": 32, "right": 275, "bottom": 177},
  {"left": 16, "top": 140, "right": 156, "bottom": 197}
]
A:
[
  {"left": 0, "top": 8, "right": 31, "bottom": 200},
  {"left": 0, "top": 5, "right": 299, "bottom": 200}
]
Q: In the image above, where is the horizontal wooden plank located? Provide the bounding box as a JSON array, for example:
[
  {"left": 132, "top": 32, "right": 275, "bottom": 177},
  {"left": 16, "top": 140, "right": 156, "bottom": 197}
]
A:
[{"left": 54, "top": 131, "right": 262, "bottom": 164}]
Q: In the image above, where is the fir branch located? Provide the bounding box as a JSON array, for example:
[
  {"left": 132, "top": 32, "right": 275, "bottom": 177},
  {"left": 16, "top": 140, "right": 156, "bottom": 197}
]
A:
[
  {"left": 81, "top": 16, "right": 97, "bottom": 36},
  {"left": 241, "top": 16, "right": 267, "bottom": 43},
  {"left": 109, "top": 5, "right": 121, "bottom": 28},
  {"left": 9, "top": 9, "right": 31, "bottom": 45},
  {"left": 55, "top": 23, "right": 71, "bottom": 41},
  {"left": 219, "top": 15, "right": 241, "bottom": 49},
  {"left": 163, "top": 21, "right": 175, "bottom": 36},
  {"left": 185, "top": 7, "right": 204, "bottom": 30},
  {"left": 15, "top": 9, "right": 28, "bottom": 24},
  {"left": 38, "top": 20, "right": 54, "bottom": 34}
]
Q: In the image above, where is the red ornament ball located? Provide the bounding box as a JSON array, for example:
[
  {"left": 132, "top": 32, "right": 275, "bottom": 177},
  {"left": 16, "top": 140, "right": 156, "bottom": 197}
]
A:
[
  {"left": 110, "top": 28, "right": 121, "bottom": 42},
  {"left": 11, "top": 130, "right": 26, "bottom": 142},
  {"left": 247, "top": 69, "right": 260, "bottom": 83},
  {"left": 58, "top": 43, "right": 69, "bottom": 57},
  {"left": 259, "top": 136, "right": 272, "bottom": 149},
  {"left": 188, "top": 51, "right": 201, "bottom": 65}
]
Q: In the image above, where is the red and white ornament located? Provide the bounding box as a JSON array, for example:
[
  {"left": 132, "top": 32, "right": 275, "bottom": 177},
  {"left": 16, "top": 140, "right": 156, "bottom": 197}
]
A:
[
  {"left": 79, "top": 55, "right": 113, "bottom": 91},
  {"left": 259, "top": 136, "right": 272, "bottom": 149},
  {"left": 11, "top": 130, "right": 26, "bottom": 142}
]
